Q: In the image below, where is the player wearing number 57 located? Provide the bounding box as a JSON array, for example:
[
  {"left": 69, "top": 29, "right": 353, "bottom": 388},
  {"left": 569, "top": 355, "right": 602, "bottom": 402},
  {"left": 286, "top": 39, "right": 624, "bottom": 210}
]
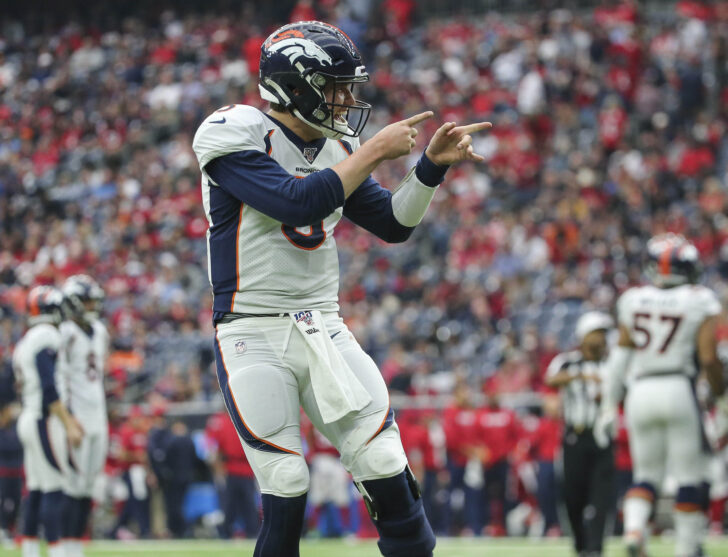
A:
[
  {"left": 598, "top": 234, "right": 725, "bottom": 557},
  {"left": 192, "top": 20, "right": 490, "bottom": 557}
]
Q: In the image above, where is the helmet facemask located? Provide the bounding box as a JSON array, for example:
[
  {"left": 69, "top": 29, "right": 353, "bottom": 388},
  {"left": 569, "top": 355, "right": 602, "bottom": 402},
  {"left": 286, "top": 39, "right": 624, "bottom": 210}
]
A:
[
  {"left": 298, "top": 74, "right": 370, "bottom": 139},
  {"left": 262, "top": 71, "right": 371, "bottom": 140}
]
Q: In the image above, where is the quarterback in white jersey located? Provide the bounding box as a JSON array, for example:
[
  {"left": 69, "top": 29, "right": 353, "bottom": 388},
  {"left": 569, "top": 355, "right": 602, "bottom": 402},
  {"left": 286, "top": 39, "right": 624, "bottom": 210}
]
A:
[
  {"left": 601, "top": 234, "right": 724, "bottom": 557},
  {"left": 58, "top": 275, "right": 109, "bottom": 557},
  {"left": 193, "top": 20, "right": 490, "bottom": 557},
  {"left": 14, "top": 286, "right": 83, "bottom": 557}
]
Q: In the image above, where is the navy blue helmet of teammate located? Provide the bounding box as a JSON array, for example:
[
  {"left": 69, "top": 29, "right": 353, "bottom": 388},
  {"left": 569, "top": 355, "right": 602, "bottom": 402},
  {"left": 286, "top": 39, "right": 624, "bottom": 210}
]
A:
[
  {"left": 645, "top": 233, "right": 701, "bottom": 287},
  {"left": 62, "top": 274, "right": 104, "bottom": 321},
  {"left": 258, "top": 21, "right": 371, "bottom": 139}
]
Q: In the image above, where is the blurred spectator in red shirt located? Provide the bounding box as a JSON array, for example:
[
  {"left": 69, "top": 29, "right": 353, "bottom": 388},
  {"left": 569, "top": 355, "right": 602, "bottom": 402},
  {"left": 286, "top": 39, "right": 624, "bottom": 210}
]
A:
[
  {"left": 399, "top": 408, "right": 448, "bottom": 535},
  {"left": 613, "top": 406, "right": 633, "bottom": 536},
  {"left": 442, "top": 381, "right": 485, "bottom": 535},
  {"left": 109, "top": 406, "right": 151, "bottom": 539},
  {"left": 205, "top": 412, "right": 260, "bottom": 539},
  {"left": 534, "top": 394, "right": 562, "bottom": 536},
  {"left": 301, "top": 418, "right": 351, "bottom": 538},
  {"left": 476, "top": 392, "right": 520, "bottom": 536},
  {"left": 289, "top": 0, "right": 316, "bottom": 23}
]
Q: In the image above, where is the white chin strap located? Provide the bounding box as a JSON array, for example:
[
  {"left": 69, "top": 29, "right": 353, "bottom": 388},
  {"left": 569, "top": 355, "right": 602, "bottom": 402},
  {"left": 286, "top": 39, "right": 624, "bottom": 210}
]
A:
[
  {"left": 260, "top": 82, "right": 350, "bottom": 139},
  {"left": 291, "top": 107, "right": 347, "bottom": 140}
]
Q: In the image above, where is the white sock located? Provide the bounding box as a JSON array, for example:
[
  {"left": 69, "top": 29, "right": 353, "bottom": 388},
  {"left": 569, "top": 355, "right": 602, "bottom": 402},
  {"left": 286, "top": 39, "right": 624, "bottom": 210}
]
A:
[
  {"left": 21, "top": 539, "right": 41, "bottom": 557},
  {"left": 48, "top": 541, "right": 66, "bottom": 557},
  {"left": 64, "top": 539, "right": 83, "bottom": 557},
  {"left": 674, "top": 510, "right": 705, "bottom": 557},
  {"left": 624, "top": 496, "right": 652, "bottom": 547}
]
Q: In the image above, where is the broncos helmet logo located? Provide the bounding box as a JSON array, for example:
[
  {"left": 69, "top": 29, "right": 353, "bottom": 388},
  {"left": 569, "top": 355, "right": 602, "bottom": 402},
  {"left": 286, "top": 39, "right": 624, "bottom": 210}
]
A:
[{"left": 266, "top": 38, "right": 333, "bottom": 68}]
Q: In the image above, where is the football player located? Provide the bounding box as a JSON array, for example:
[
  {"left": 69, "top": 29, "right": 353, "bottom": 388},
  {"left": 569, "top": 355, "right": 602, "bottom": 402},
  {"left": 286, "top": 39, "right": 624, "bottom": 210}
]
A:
[
  {"left": 14, "top": 286, "right": 83, "bottom": 557},
  {"left": 599, "top": 234, "right": 724, "bottom": 557},
  {"left": 192, "top": 20, "right": 490, "bottom": 557},
  {"left": 59, "top": 275, "right": 109, "bottom": 557}
]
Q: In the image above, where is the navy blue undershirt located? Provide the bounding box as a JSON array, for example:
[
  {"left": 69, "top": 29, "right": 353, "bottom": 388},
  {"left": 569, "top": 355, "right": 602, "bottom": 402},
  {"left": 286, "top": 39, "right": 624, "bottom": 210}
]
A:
[
  {"left": 204, "top": 117, "right": 448, "bottom": 239},
  {"left": 206, "top": 150, "right": 447, "bottom": 236},
  {"left": 36, "top": 348, "right": 59, "bottom": 414}
]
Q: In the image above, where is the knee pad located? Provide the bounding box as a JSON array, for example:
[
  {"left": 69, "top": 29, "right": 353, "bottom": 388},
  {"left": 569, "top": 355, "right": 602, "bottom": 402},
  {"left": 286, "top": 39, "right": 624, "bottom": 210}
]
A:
[
  {"left": 356, "top": 466, "right": 436, "bottom": 557},
  {"left": 254, "top": 493, "right": 306, "bottom": 557},
  {"left": 346, "top": 426, "right": 408, "bottom": 481},
  {"left": 676, "top": 485, "right": 703, "bottom": 513},
  {"left": 255, "top": 454, "right": 309, "bottom": 497}
]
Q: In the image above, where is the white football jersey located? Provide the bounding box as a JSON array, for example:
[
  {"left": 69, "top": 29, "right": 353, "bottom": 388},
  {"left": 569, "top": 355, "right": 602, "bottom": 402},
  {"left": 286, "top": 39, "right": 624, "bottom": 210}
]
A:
[
  {"left": 193, "top": 104, "right": 354, "bottom": 314},
  {"left": 58, "top": 319, "right": 109, "bottom": 426},
  {"left": 617, "top": 283, "right": 722, "bottom": 380},
  {"left": 12, "top": 323, "right": 62, "bottom": 419}
]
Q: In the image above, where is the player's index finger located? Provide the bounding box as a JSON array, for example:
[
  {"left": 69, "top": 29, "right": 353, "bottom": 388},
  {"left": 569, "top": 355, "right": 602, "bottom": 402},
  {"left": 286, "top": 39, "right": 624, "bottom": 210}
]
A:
[
  {"left": 456, "top": 122, "right": 492, "bottom": 134},
  {"left": 404, "top": 111, "right": 434, "bottom": 126}
]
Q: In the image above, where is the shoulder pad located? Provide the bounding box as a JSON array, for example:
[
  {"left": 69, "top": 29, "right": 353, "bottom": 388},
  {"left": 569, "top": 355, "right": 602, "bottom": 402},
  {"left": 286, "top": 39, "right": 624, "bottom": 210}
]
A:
[{"left": 193, "top": 105, "right": 270, "bottom": 169}]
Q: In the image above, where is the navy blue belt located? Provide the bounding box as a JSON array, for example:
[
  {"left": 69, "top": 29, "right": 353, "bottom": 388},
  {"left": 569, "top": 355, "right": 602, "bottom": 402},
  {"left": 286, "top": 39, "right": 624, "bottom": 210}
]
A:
[{"left": 216, "top": 312, "right": 290, "bottom": 324}]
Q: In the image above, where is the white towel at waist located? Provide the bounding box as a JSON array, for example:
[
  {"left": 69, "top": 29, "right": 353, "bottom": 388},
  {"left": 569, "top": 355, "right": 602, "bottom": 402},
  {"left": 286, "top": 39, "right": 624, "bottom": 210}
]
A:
[{"left": 290, "top": 310, "right": 372, "bottom": 424}]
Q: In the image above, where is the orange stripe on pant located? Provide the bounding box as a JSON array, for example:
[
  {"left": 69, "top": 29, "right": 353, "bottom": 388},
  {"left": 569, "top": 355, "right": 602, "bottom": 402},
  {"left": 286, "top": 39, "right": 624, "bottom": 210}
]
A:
[{"left": 215, "top": 334, "right": 299, "bottom": 456}]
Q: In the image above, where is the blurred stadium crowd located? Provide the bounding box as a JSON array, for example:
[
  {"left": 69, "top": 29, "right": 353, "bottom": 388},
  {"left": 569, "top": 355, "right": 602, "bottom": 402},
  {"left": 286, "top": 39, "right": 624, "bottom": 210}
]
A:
[{"left": 2, "top": 0, "right": 728, "bottom": 543}]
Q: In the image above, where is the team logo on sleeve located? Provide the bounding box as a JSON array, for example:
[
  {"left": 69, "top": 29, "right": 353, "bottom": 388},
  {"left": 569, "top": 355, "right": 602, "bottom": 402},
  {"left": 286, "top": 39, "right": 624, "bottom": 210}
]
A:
[{"left": 303, "top": 147, "right": 318, "bottom": 163}]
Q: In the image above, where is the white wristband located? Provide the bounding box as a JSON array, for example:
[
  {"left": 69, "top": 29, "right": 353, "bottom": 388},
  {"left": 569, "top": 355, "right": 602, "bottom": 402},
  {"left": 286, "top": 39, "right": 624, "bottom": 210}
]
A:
[{"left": 391, "top": 167, "right": 438, "bottom": 227}]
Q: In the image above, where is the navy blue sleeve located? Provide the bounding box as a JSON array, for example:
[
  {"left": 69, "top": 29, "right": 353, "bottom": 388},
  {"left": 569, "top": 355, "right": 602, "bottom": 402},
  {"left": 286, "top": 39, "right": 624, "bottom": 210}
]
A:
[
  {"left": 415, "top": 152, "right": 449, "bottom": 186},
  {"left": 205, "top": 151, "right": 345, "bottom": 227},
  {"left": 36, "top": 348, "right": 59, "bottom": 411},
  {"left": 343, "top": 176, "right": 414, "bottom": 244}
]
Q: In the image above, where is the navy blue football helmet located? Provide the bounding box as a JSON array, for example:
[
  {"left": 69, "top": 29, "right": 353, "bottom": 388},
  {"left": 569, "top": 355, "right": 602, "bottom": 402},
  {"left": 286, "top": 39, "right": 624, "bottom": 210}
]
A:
[
  {"left": 26, "top": 285, "right": 65, "bottom": 326},
  {"left": 62, "top": 274, "right": 104, "bottom": 321},
  {"left": 259, "top": 21, "right": 371, "bottom": 139},
  {"left": 645, "top": 233, "right": 701, "bottom": 287}
]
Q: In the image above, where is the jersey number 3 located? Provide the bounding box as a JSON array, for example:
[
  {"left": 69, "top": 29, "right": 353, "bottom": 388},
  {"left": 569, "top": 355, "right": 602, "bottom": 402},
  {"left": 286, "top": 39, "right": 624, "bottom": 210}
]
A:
[{"left": 281, "top": 222, "right": 326, "bottom": 250}]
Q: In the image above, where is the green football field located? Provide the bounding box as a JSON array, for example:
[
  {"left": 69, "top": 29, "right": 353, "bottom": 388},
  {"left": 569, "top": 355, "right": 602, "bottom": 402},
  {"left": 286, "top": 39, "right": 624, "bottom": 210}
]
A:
[{"left": 8, "top": 538, "right": 728, "bottom": 556}]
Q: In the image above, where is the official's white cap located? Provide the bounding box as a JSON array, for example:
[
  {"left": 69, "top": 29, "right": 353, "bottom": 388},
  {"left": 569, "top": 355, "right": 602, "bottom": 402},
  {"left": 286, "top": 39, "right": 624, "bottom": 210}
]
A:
[{"left": 575, "top": 311, "right": 613, "bottom": 342}]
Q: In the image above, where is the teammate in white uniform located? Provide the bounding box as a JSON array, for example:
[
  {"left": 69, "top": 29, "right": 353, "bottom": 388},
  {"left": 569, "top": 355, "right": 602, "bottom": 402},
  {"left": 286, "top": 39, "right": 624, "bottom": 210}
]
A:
[
  {"left": 58, "top": 275, "right": 109, "bottom": 557},
  {"left": 193, "top": 20, "right": 490, "bottom": 557},
  {"left": 14, "top": 286, "right": 83, "bottom": 557},
  {"left": 600, "top": 234, "right": 725, "bottom": 557}
]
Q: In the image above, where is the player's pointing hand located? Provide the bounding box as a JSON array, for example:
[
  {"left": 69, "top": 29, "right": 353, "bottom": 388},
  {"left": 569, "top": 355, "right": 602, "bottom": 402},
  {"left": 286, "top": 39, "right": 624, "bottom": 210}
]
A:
[
  {"left": 425, "top": 120, "right": 492, "bottom": 166},
  {"left": 368, "top": 111, "right": 434, "bottom": 161}
]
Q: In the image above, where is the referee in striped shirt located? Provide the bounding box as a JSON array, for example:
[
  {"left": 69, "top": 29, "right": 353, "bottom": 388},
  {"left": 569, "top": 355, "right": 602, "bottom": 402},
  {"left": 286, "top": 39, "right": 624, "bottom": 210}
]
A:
[{"left": 546, "top": 311, "right": 616, "bottom": 557}]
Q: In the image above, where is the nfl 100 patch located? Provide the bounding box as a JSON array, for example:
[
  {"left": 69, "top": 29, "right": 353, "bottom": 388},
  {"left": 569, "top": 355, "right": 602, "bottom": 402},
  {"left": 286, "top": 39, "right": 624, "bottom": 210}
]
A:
[{"left": 294, "top": 311, "right": 314, "bottom": 326}]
